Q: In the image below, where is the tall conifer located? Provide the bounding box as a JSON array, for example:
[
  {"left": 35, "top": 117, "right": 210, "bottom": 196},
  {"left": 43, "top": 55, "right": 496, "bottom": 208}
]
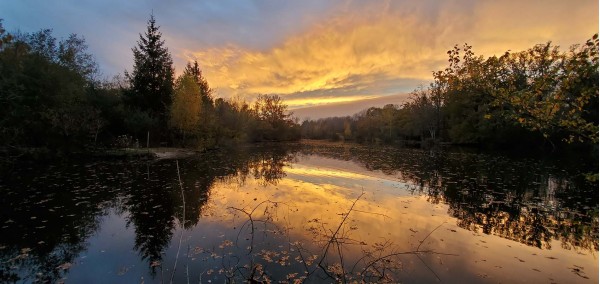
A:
[{"left": 127, "top": 14, "right": 174, "bottom": 128}]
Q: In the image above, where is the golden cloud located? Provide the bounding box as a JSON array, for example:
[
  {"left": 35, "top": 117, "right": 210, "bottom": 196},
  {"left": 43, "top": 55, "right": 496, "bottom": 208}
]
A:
[
  {"left": 179, "top": 1, "right": 598, "bottom": 109},
  {"left": 182, "top": 12, "right": 444, "bottom": 102},
  {"left": 283, "top": 95, "right": 379, "bottom": 108}
]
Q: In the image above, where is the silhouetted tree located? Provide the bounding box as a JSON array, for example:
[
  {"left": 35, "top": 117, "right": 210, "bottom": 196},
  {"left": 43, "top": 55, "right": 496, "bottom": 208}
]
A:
[
  {"left": 252, "top": 94, "right": 298, "bottom": 141},
  {"left": 126, "top": 14, "right": 174, "bottom": 134},
  {"left": 0, "top": 25, "right": 103, "bottom": 150}
]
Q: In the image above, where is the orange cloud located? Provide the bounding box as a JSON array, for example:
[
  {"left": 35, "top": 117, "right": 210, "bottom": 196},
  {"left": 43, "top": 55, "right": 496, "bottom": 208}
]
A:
[
  {"left": 463, "top": 0, "right": 598, "bottom": 59},
  {"left": 283, "top": 95, "right": 379, "bottom": 108},
  {"left": 177, "top": 1, "right": 598, "bottom": 109}
]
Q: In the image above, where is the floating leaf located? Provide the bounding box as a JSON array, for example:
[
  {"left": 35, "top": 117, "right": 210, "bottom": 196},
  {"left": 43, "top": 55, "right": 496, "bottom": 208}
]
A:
[{"left": 56, "top": 262, "right": 72, "bottom": 270}]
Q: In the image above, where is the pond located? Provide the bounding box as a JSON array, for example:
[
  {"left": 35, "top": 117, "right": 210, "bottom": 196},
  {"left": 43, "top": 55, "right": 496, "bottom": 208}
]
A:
[{"left": 0, "top": 142, "right": 597, "bottom": 283}]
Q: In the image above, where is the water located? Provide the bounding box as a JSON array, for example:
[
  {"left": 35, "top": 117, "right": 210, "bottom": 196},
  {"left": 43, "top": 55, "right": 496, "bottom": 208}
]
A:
[{"left": 0, "top": 143, "right": 597, "bottom": 283}]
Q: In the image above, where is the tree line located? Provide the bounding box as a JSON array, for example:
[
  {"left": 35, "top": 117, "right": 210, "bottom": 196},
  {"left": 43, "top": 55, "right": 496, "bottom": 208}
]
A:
[
  {"left": 0, "top": 15, "right": 299, "bottom": 154},
  {"left": 301, "top": 35, "right": 598, "bottom": 151},
  {"left": 1, "top": 14, "right": 596, "bottom": 155}
]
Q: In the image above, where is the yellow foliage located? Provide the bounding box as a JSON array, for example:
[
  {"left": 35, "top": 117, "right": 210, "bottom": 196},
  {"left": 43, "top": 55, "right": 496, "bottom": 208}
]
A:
[{"left": 170, "top": 74, "right": 201, "bottom": 134}]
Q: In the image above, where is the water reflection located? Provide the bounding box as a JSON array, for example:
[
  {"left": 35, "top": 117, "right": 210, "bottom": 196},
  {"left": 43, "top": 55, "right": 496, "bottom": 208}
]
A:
[
  {"left": 0, "top": 161, "right": 120, "bottom": 282},
  {"left": 0, "top": 143, "right": 596, "bottom": 282},
  {"left": 0, "top": 144, "right": 299, "bottom": 282},
  {"left": 299, "top": 143, "right": 598, "bottom": 252}
]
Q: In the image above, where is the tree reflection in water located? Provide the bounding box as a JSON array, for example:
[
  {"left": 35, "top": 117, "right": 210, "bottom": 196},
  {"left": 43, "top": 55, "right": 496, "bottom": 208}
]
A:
[
  {"left": 300, "top": 143, "right": 598, "bottom": 252},
  {"left": 0, "top": 144, "right": 298, "bottom": 282},
  {"left": 0, "top": 142, "right": 596, "bottom": 282},
  {"left": 124, "top": 144, "right": 299, "bottom": 277}
]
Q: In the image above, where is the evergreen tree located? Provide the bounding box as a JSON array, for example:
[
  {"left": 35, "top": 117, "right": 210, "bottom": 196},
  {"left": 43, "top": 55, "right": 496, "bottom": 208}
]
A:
[
  {"left": 183, "top": 60, "right": 213, "bottom": 105},
  {"left": 126, "top": 14, "right": 174, "bottom": 129}
]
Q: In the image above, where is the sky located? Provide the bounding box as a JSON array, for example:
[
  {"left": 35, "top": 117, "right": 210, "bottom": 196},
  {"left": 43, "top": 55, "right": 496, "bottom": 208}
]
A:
[{"left": 2, "top": 0, "right": 598, "bottom": 119}]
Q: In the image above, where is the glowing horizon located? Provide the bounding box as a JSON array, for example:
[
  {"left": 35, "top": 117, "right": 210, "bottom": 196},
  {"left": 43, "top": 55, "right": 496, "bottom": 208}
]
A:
[{"left": 2, "top": 0, "right": 597, "bottom": 117}]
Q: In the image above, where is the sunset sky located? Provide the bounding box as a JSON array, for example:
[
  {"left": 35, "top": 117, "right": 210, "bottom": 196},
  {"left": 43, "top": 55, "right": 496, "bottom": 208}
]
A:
[{"left": 2, "top": 0, "right": 598, "bottom": 119}]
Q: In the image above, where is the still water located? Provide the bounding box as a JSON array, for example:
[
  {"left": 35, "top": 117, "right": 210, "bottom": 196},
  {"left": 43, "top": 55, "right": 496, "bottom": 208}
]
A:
[{"left": 0, "top": 143, "right": 597, "bottom": 283}]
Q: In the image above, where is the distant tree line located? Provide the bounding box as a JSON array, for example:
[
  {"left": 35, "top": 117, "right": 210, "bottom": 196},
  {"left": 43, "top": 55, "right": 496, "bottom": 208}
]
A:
[
  {"left": 0, "top": 16, "right": 299, "bottom": 154},
  {"left": 302, "top": 35, "right": 599, "bottom": 151}
]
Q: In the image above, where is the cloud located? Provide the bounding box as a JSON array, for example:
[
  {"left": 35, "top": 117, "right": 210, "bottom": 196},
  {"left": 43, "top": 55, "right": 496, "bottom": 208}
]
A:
[
  {"left": 183, "top": 9, "right": 448, "bottom": 97},
  {"left": 292, "top": 93, "right": 412, "bottom": 120},
  {"left": 465, "top": 0, "right": 599, "bottom": 57},
  {"left": 285, "top": 95, "right": 379, "bottom": 109},
  {"left": 2, "top": 0, "right": 597, "bottom": 115},
  {"left": 179, "top": 0, "right": 597, "bottom": 111}
]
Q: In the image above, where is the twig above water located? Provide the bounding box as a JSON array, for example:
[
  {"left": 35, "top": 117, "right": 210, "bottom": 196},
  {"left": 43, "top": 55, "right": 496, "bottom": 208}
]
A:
[{"left": 170, "top": 160, "right": 186, "bottom": 284}]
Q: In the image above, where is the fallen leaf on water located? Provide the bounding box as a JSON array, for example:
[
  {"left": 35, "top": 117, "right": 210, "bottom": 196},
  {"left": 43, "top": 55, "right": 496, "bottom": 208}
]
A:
[
  {"left": 56, "top": 262, "right": 72, "bottom": 270},
  {"left": 117, "top": 266, "right": 129, "bottom": 275},
  {"left": 218, "top": 240, "right": 233, "bottom": 249}
]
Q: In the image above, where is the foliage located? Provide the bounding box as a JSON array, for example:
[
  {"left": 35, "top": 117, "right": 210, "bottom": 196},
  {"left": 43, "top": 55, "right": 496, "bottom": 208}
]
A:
[
  {"left": 0, "top": 17, "right": 300, "bottom": 153},
  {"left": 302, "top": 34, "right": 598, "bottom": 152},
  {"left": 58, "top": 34, "right": 98, "bottom": 81},
  {"left": 183, "top": 60, "right": 213, "bottom": 105},
  {"left": 7, "top": 16, "right": 594, "bottom": 153},
  {"left": 495, "top": 35, "right": 599, "bottom": 144},
  {"left": 301, "top": 116, "right": 352, "bottom": 141},
  {"left": 0, "top": 23, "right": 103, "bottom": 150},
  {"left": 170, "top": 74, "right": 201, "bottom": 142},
  {"left": 125, "top": 14, "right": 174, "bottom": 131},
  {"left": 252, "top": 94, "right": 299, "bottom": 141}
]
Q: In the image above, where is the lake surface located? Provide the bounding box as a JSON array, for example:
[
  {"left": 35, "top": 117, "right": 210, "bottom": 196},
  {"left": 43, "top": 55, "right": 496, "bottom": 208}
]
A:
[{"left": 0, "top": 143, "right": 597, "bottom": 283}]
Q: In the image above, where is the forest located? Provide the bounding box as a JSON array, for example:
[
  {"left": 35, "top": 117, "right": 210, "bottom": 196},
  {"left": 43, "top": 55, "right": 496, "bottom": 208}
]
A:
[
  {"left": 0, "top": 15, "right": 597, "bottom": 156},
  {"left": 302, "top": 37, "right": 599, "bottom": 152},
  {"left": 0, "top": 16, "right": 300, "bottom": 156}
]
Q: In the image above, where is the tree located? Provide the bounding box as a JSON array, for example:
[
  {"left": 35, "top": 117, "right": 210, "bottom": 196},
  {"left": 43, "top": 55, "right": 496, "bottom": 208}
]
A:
[
  {"left": 433, "top": 43, "right": 518, "bottom": 144},
  {"left": 170, "top": 74, "right": 201, "bottom": 143},
  {"left": 126, "top": 14, "right": 174, "bottom": 130},
  {"left": 343, "top": 119, "right": 352, "bottom": 139},
  {"left": 404, "top": 88, "right": 437, "bottom": 140},
  {"left": 183, "top": 60, "right": 213, "bottom": 105},
  {"left": 253, "top": 95, "right": 289, "bottom": 126},
  {"left": 183, "top": 60, "right": 216, "bottom": 145},
  {"left": 355, "top": 107, "right": 383, "bottom": 143},
  {"left": 58, "top": 34, "right": 98, "bottom": 80},
  {"left": 381, "top": 104, "right": 398, "bottom": 141},
  {"left": 495, "top": 35, "right": 599, "bottom": 144},
  {"left": 252, "top": 94, "right": 298, "bottom": 141},
  {"left": 0, "top": 24, "right": 110, "bottom": 151},
  {"left": 0, "top": 19, "right": 13, "bottom": 50},
  {"left": 26, "top": 29, "right": 57, "bottom": 60}
]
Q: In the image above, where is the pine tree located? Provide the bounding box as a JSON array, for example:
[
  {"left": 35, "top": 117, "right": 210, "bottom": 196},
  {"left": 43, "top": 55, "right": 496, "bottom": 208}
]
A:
[
  {"left": 183, "top": 60, "right": 213, "bottom": 105},
  {"left": 126, "top": 14, "right": 174, "bottom": 128}
]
